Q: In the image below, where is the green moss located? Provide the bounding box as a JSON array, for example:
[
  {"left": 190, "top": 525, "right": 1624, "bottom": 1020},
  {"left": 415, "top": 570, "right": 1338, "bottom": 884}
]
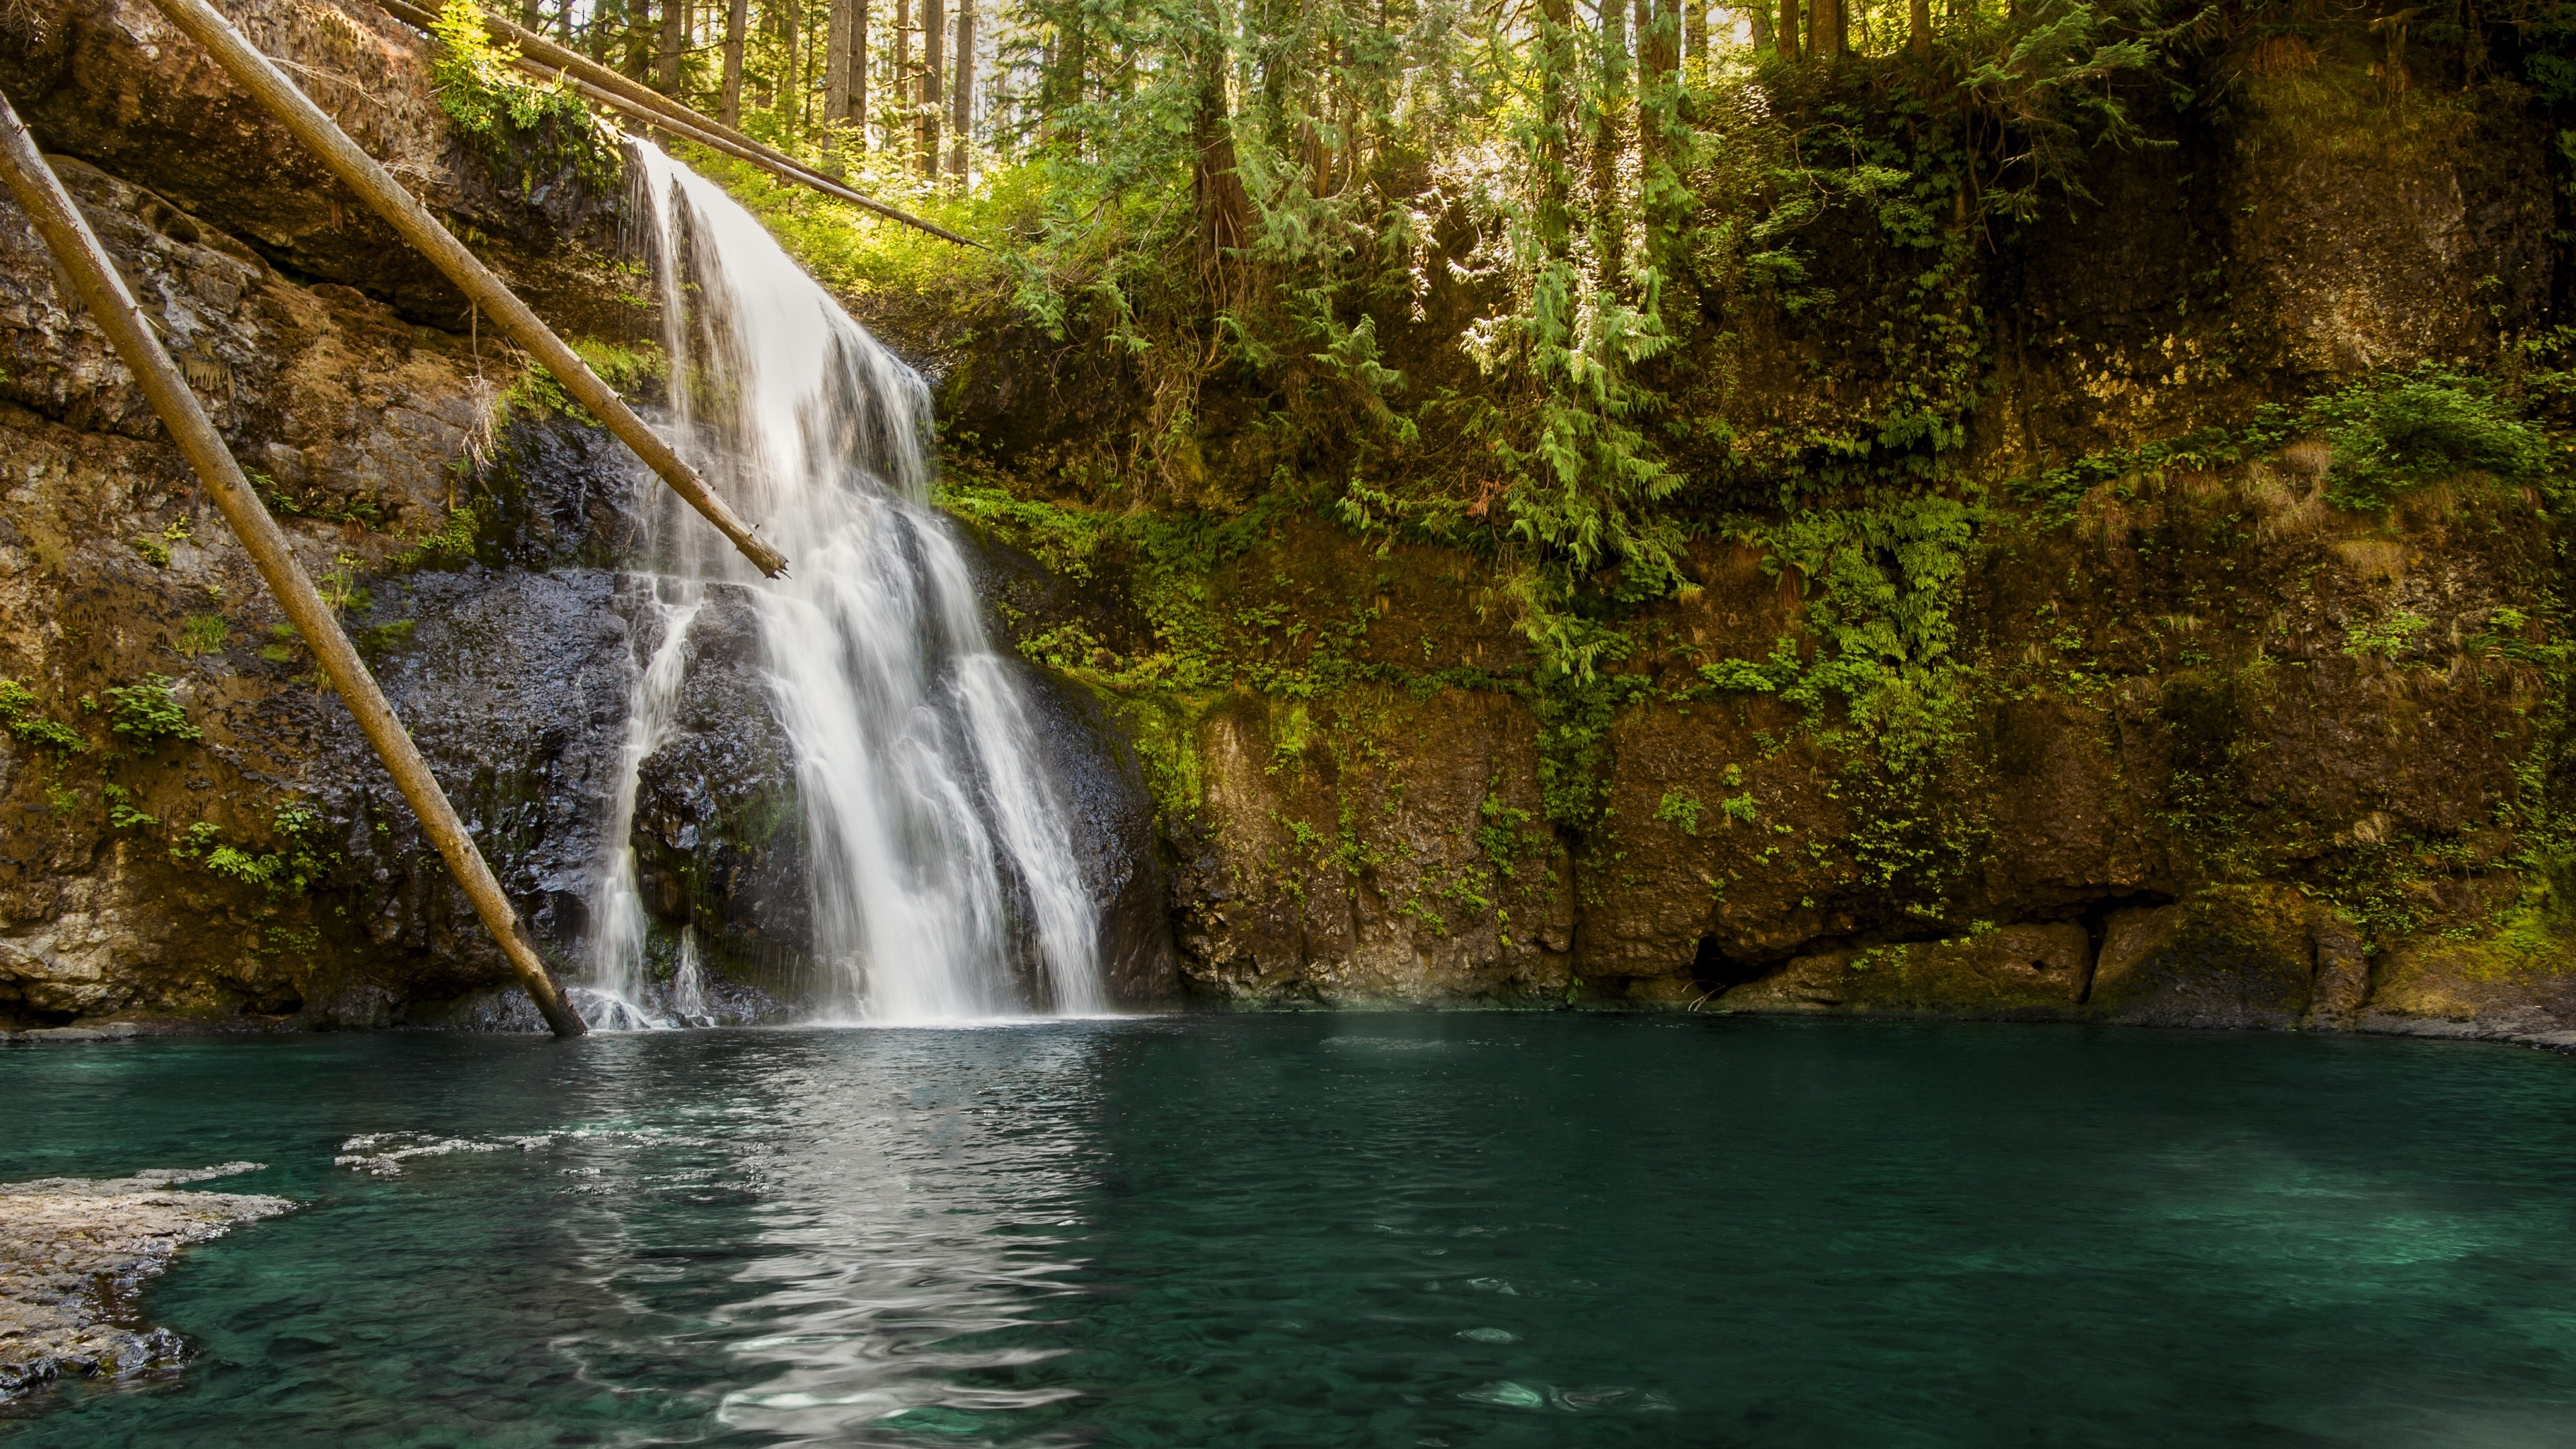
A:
[
  {"left": 2440, "top": 904, "right": 2576, "bottom": 981},
  {"left": 176, "top": 614, "right": 232, "bottom": 657}
]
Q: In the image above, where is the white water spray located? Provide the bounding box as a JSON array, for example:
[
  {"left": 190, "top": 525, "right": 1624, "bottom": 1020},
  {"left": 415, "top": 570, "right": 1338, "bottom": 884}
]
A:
[{"left": 581, "top": 142, "right": 1104, "bottom": 1025}]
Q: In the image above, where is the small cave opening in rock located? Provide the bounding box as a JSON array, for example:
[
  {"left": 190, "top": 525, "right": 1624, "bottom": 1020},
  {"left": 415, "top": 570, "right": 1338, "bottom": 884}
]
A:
[{"left": 1689, "top": 936, "right": 1772, "bottom": 1000}]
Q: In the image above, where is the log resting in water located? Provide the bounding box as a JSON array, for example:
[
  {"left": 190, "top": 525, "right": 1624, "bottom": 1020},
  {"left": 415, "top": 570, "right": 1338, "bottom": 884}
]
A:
[
  {"left": 0, "top": 88, "right": 591, "bottom": 1039},
  {"left": 140, "top": 0, "right": 792, "bottom": 580},
  {"left": 370, "top": 0, "right": 985, "bottom": 251}
]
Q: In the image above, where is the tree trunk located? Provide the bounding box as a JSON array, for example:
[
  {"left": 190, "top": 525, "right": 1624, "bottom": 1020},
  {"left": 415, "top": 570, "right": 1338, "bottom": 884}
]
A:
[
  {"left": 920, "top": 0, "right": 943, "bottom": 178},
  {"left": 661, "top": 0, "right": 688, "bottom": 95},
  {"left": 1593, "top": 0, "right": 1625, "bottom": 231},
  {"left": 1909, "top": 0, "right": 1929, "bottom": 54},
  {"left": 1190, "top": 0, "right": 1246, "bottom": 287},
  {"left": 1534, "top": 0, "right": 1580, "bottom": 272},
  {"left": 851, "top": 0, "right": 869, "bottom": 149},
  {"left": 1644, "top": 0, "right": 1678, "bottom": 115},
  {"left": 824, "top": 0, "right": 853, "bottom": 127},
  {"left": 894, "top": 0, "right": 912, "bottom": 155},
  {"left": 1809, "top": 0, "right": 1841, "bottom": 60},
  {"left": 1778, "top": 0, "right": 1799, "bottom": 59},
  {"left": 1750, "top": 1, "right": 1771, "bottom": 52},
  {"left": 782, "top": 0, "right": 800, "bottom": 133},
  {"left": 721, "top": 0, "right": 745, "bottom": 125},
  {"left": 949, "top": 0, "right": 972, "bottom": 179}
]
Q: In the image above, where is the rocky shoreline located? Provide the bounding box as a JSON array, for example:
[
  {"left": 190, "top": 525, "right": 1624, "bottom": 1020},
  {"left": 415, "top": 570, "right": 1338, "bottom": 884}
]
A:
[{"left": 0, "top": 1163, "right": 292, "bottom": 1404}]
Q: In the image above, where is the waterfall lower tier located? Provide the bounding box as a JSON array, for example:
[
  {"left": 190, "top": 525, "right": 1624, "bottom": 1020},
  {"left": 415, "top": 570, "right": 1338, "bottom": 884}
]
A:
[{"left": 575, "top": 141, "right": 1106, "bottom": 1026}]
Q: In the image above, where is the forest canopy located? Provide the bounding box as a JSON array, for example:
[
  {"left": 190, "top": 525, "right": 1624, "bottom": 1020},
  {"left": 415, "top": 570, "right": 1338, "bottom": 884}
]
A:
[{"left": 446, "top": 0, "right": 2576, "bottom": 686}]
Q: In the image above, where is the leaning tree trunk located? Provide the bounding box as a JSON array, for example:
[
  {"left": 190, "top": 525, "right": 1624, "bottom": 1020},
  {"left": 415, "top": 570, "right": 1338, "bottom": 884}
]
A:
[{"left": 140, "top": 0, "right": 789, "bottom": 574}]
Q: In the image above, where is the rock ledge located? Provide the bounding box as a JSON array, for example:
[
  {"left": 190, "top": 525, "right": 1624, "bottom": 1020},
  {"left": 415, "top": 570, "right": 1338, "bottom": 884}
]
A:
[{"left": 0, "top": 1164, "right": 293, "bottom": 1402}]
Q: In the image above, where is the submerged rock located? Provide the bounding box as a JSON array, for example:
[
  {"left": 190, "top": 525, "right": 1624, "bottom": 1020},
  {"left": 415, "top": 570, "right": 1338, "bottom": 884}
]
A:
[{"left": 0, "top": 1164, "right": 292, "bottom": 1401}]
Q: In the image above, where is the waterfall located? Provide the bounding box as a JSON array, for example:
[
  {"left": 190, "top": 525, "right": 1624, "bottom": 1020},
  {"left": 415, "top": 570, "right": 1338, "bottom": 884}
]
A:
[{"left": 578, "top": 140, "right": 1106, "bottom": 1026}]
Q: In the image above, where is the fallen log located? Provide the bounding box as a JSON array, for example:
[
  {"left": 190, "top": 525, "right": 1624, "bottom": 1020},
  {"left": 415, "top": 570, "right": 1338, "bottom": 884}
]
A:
[
  {"left": 144, "top": 0, "right": 790, "bottom": 580},
  {"left": 0, "top": 89, "right": 590, "bottom": 1037},
  {"left": 370, "top": 0, "right": 983, "bottom": 250}
]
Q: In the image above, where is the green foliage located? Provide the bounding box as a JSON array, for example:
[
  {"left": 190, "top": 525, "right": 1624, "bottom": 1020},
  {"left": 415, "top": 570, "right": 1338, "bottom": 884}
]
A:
[
  {"left": 393, "top": 506, "right": 482, "bottom": 570},
  {"left": 0, "top": 680, "right": 83, "bottom": 753},
  {"left": 429, "top": 0, "right": 616, "bottom": 188},
  {"left": 1766, "top": 497, "right": 1980, "bottom": 704},
  {"left": 103, "top": 676, "right": 201, "bottom": 755},
  {"left": 173, "top": 801, "right": 334, "bottom": 896},
  {"left": 1701, "top": 639, "right": 1805, "bottom": 694},
  {"left": 101, "top": 784, "right": 156, "bottom": 830},
  {"left": 2343, "top": 610, "right": 2432, "bottom": 661},
  {"left": 357, "top": 620, "right": 419, "bottom": 659},
  {"left": 2312, "top": 368, "right": 2553, "bottom": 512},
  {"left": 1654, "top": 790, "right": 1704, "bottom": 835},
  {"left": 496, "top": 338, "right": 665, "bottom": 426}
]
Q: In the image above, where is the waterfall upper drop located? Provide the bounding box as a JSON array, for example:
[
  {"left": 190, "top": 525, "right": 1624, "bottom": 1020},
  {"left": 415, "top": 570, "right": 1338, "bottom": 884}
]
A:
[{"left": 584, "top": 141, "right": 1106, "bottom": 1024}]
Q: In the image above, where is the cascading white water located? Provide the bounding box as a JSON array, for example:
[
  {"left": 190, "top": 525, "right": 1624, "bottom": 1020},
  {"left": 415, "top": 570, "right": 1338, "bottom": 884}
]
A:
[{"left": 580, "top": 140, "right": 1105, "bottom": 1026}]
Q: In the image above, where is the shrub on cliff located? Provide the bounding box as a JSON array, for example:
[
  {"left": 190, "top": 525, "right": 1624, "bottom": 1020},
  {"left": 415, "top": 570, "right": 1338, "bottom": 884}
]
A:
[{"left": 2314, "top": 368, "right": 2553, "bottom": 511}]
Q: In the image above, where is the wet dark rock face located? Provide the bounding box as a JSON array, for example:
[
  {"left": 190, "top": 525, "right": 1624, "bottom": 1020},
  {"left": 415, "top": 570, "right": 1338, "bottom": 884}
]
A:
[
  {"left": 627, "top": 587, "right": 812, "bottom": 990},
  {"left": 619, "top": 553, "right": 1177, "bottom": 1012},
  {"left": 1013, "top": 664, "right": 1176, "bottom": 1008}
]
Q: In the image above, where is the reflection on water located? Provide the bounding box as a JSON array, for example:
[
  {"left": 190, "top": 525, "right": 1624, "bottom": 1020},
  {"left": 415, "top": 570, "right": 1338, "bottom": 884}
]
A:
[
  {"left": 700, "top": 1032, "right": 1104, "bottom": 1442},
  {"left": 3, "top": 1016, "right": 2575, "bottom": 1448}
]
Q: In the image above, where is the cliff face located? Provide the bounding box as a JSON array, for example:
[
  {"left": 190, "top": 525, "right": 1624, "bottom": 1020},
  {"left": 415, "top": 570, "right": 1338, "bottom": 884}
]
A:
[
  {"left": 0, "top": 0, "right": 647, "bottom": 1026},
  {"left": 939, "top": 50, "right": 2576, "bottom": 1048}
]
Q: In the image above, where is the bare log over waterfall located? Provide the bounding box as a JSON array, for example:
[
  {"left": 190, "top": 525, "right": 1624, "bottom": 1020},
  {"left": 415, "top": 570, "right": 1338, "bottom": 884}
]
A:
[
  {"left": 141, "top": 0, "right": 793, "bottom": 580},
  {"left": 507, "top": 51, "right": 989, "bottom": 252},
  {"left": 0, "top": 91, "right": 590, "bottom": 1038},
  {"left": 370, "top": 0, "right": 984, "bottom": 251}
]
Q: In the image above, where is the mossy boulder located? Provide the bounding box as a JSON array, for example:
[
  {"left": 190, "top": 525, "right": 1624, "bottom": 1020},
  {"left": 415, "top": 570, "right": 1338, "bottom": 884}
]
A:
[
  {"left": 2087, "top": 886, "right": 2320, "bottom": 1028},
  {"left": 2359, "top": 904, "right": 2576, "bottom": 1049}
]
